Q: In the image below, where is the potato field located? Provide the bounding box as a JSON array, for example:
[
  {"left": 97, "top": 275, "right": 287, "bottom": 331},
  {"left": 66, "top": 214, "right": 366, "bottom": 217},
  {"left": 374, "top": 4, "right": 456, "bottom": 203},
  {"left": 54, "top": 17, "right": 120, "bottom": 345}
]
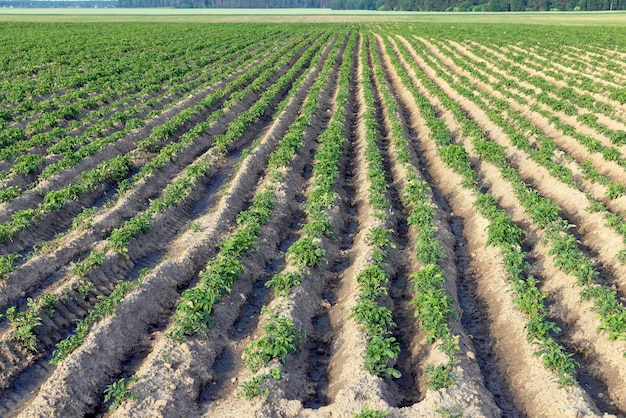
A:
[{"left": 1, "top": 21, "right": 626, "bottom": 417}]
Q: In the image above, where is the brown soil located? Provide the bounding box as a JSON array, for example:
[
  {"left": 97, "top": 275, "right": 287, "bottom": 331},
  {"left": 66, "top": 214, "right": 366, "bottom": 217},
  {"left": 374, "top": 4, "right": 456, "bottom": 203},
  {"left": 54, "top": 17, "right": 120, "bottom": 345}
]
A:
[
  {"left": 0, "top": 36, "right": 326, "bottom": 417},
  {"left": 411, "top": 37, "right": 626, "bottom": 294},
  {"left": 466, "top": 41, "right": 626, "bottom": 131},
  {"left": 2, "top": 26, "right": 626, "bottom": 418},
  {"left": 383, "top": 33, "right": 604, "bottom": 417},
  {"left": 394, "top": 32, "right": 626, "bottom": 415},
  {"left": 10, "top": 35, "right": 342, "bottom": 418}
]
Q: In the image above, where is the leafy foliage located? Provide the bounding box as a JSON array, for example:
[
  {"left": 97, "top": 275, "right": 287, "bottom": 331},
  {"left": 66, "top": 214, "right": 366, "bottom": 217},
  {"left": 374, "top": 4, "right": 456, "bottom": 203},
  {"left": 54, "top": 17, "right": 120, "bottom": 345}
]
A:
[{"left": 103, "top": 376, "right": 138, "bottom": 411}]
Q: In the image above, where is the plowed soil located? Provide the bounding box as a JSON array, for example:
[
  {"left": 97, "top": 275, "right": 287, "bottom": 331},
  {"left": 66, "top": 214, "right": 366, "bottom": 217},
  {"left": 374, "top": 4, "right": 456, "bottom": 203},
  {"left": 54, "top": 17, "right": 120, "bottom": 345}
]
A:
[{"left": 1, "top": 21, "right": 625, "bottom": 418}]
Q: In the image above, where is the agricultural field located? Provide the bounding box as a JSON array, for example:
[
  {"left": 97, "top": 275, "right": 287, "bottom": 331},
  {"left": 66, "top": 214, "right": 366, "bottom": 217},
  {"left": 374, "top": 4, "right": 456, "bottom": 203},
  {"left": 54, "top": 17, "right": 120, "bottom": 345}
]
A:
[{"left": 0, "top": 20, "right": 626, "bottom": 417}]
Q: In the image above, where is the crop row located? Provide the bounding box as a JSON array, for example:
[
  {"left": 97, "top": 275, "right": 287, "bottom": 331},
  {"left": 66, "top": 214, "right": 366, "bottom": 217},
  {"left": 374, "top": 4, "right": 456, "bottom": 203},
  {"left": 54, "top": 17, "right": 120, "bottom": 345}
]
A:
[
  {"left": 0, "top": 43, "right": 282, "bottom": 280},
  {"left": 0, "top": 33, "right": 312, "bottom": 270},
  {"left": 238, "top": 31, "right": 356, "bottom": 401},
  {"left": 348, "top": 34, "right": 401, "bottom": 381},
  {"left": 367, "top": 34, "right": 460, "bottom": 390},
  {"left": 420, "top": 38, "right": 626, "bottom": 262},
  {"left": 399, "top": 34, "right": 626, "bottom": 350},
  {"left": 1, "top": 34, "right": 302, "bottom": 204},
  {"left": 378, "top": 32, "right": 579, "bottom": 385},
  {"left": 0, "top": 24, "right": 282, "bottom": 117},
  {"left": 0, "top": 33, "right": 326, "bottom": 367},
  {"left": 46, "top": 30, "right": 349, "bottom": 417},
  {"left": 441, "top": 40, "right": 626, "bottom": 164},
  {"left": 0, "top": 36, "right": 271, "bottom": 185}
]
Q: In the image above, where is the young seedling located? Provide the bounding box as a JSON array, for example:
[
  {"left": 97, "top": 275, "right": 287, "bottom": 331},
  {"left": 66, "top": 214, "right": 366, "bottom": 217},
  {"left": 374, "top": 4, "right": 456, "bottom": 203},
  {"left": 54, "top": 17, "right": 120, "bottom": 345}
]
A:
[
  {"left": 39, "top": 293, "right": 56, "bottom": 314},
  {"left": 103, "top": 376, "right": 138, "bottom": 411},
  {"left": 76, "top": 279, "right": 95, "bottom": 299},
  {"left": 353, "top": 406, "right": 388, "bottom": 418},
  {"left": 1, "top": 304, "right": 41, "bottom": 352},
  {"left": 239, "top": 374, "right": 269, "bottom": 400}
]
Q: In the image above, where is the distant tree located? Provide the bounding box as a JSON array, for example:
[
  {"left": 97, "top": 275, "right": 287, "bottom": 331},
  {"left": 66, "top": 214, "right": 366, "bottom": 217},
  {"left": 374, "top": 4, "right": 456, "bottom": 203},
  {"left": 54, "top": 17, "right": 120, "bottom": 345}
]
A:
[
  {"left": 489, "top": 0, "right": 509, "bottom": 10},
  {"left": 456, "top": 0, "right": 475, "bottom": 9},
  {"left": 113, "top": 0, "right": 623, "bottom": 10}
]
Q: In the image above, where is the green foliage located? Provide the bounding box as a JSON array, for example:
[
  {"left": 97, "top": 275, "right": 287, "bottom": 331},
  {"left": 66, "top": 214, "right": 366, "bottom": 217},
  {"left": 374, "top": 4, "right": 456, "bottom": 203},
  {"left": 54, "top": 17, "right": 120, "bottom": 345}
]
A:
[
  {"left": 353, "top": 406, "right": 388, "bottom": 418},
  {"left": 52, "top": 281, "right": 136, "bottom": 364},
  {"left": 585, "top": 198, "right": 605, "bottom": 213},
  {"left": 1, "top": 303, "right": 41, "bottom": 352},
  {"left": 580, "top": 285, "right": 626, "bottom": 342},
  {"left": 0, "top": 253, "right": 21, "bottom": 278},
  {"left": 76, "top": 279, "right": 95, "bottom": 299},
  {"left": 364, "top": 335, "right": 402, "bottom": 378},
  {"left": 352, "top": 299, "right": 396, "bottom": 337},
  {"left": 0, "top": 186, "right": 21, "bottom": 203},
  {"left": 410, "top": 265, "right": 455, "bottom": 346},
  {"left": 70, "top": 251, "right": 105, "bottom": 277},
  {"left": 270, "top": 366, "right": 282, "bottom": 380},
  {"left": 435, "top": 403, "right": 464, "bottom": 418},
  {"left": 535, "top": 339, "right": 578, "bottom": 387},
  {"left": 426, "top": 363, "right": 456, "bottom": 390},
  {"left": 356, "top": 265, "right": 389, "bottom": 299},
  {"left": 364, "top": 227, "right": 395, "bottom": 262},
  {"left": 103, "top": 376, "right": 138, "bottom": 411},
  {"left": 167, "top": 286, "right": 219, "bottom": 342},
  {"left": 72, "top": 207, "right": 97, "bottom": 231},
  {"left": 39, "top": 293, "right": 57, "bottom": 313},
  {"left": 245, "top": 311, "right": 306, "bottom": 373},
  {"left": 384, "top": 34, "right": 583, "bottom": 384},
  {"left": 265, "top": 272, "right": 302, "bottom": 297},
  {"left": 239, "top": 374, "right": 270, "bottom": 400},
  {"left": 287, "top": 237, "right": 325, "bottom": 268},
  {"left": 11, "top": 154, "right": 45, "bottom": 175},
  {"left": 185, "top": 220, "right": 201, "bottom": 232},
  {"left": 108, "top": 213, "right": 152, "bottom": 255}
]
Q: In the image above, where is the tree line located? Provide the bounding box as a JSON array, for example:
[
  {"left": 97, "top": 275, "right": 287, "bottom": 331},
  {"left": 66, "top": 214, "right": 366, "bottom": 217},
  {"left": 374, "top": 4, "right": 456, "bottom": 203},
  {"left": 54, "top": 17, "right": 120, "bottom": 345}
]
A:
[
  {"left": 0, "top": 0, "right": 626, "bottom": 12},
  {"left": 4, "top": 0, "right": 620, "bottom": 12},
  {"left": 117, "top": 0, "right": 331, "bottom": 7},
  {"left": 330, "top": 0, "right": 624, "bottom": 10},
  {"left": 115, "top": 0, "right": 624, "bottom": 10}
]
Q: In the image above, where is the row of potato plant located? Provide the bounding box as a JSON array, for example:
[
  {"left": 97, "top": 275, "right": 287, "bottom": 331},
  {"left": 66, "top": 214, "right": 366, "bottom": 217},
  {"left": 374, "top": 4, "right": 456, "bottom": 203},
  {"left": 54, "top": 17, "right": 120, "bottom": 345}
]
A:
[
  {"left": 398, "top": 34, "right": 626, "bottom": 353},
  {"left": 543, "top": 44, "right": 626, "bottom": 92},
  {"left": 0, "top": 37, "right": 262, "bottom": 172},
  {"left": 0, "top": 50, "right": 267, "bottom": 276},
  {"left": 0, "top": 36, "right": 313, "bottom": 292},
  {"left": 408, "top": 36, "right": 626, "bottom": 272},
  {"left": 0, "top": 24, "right": 282, "bottom": 122},
  {"left": 166, "top": 33, "right": 347, "bottom": 343},
  {"left": 382, "top": 33, "right": 579, "bottom": 385},
  {"left": 50, "top": 277, "right": 142, "bottom": 364},
  {"left": 0, "top": 34, "right": 254, "bottom": 168},
  {"left": 368, "top": 33, "right": 458, "bottom": 389},
  {"left": 41, "top": 36, "right": 307, "bottom": 180},
  {"left": 0, "top": 36, "right": 312, "bottom": 249},
  {"left": 107, "top": 35, "right": 325, "bottom": 256},
  {"left": 236, "top": 32, "right": 356, "bottom": 400},
  {"left": 480, "top": 43, "right": 626, "bottom": 149},
  {"left": 424, "top": 40, "right": 626, "bottom": 259},
  {"left": 348, "top": 35, "right": 401, "bottom": 380},
  {"left": 466, "top": 39, "right": 623, "bottom": 114},
  {"left": 48, "top": 36, "right": 337, "bottom": 370},
  {"left": 0, "top": 33, "right": 291, "bottom": 192},
  {"left": 0, "top": 35, "right": 326, "bottom": 355},
  {"left": 477, "top": 42, "right": 626, "bottom": 134},
  {"left": 434, "top": 40, "right": 626, "bottom": 174}
]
